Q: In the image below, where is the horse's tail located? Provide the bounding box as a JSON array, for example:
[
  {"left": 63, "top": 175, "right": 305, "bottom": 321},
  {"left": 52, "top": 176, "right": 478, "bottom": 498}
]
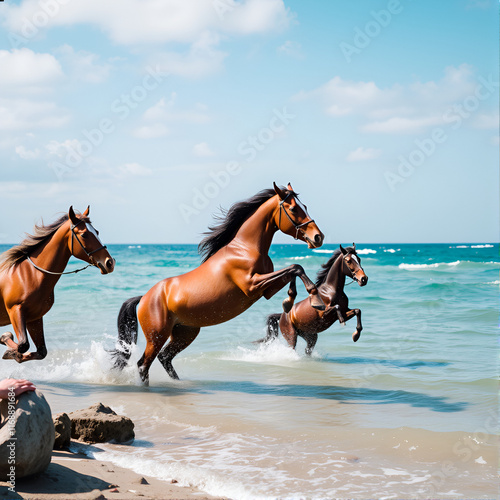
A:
[
  {"left": 111, "top": 295, "right": 142, "bottom": 370},
  {"left": 254, "top": 313, "right": 281, "bottom": 344}
]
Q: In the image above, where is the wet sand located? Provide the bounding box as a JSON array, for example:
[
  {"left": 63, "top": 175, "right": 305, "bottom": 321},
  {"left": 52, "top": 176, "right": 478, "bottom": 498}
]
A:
[{"left": 0, "top": 447, "right": 224, "bottom": 500}]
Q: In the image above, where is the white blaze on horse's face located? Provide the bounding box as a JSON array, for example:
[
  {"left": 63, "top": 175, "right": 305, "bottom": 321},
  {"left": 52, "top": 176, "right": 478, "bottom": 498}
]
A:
[{"left": 86, "top": 223, "right": 104, "bottom": 245}]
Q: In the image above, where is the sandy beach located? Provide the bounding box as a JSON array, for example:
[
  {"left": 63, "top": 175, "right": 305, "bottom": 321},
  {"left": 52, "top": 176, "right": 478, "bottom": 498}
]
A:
[{"left": 0, "top": 446, "right": 223, "bottom": 500}]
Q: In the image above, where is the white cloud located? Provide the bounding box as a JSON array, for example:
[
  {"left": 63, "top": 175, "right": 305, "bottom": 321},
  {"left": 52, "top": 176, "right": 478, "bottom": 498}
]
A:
[
  {"left": 0, "top": 99, "right": 69, "bottom": 131},
  {"left": 277, "top": 40, "right": 303, "bottom": 58},
  {"left": 45, "top": 139, "right": 82, "bottom": 160},
  {"left": 15, "top": 145, "right": 41, "bottom": 160},
  {"left": 3, "top": 0, "right": 292, "bottom": 45},
  {"left": 0, "top": 48, "right": 63, "bottom": 90},
  {"left": 472, "top": 112, "right": 499, "bottom": 129},
  {"left": 361, "top": 116, "right": 443, "bottom": 134},
  {"left": 118, "top": 162, "right": 152, "bottom": 177},
  {"left": 346, "top": 147, "right": 382, "bottom": 162},
  {"left": 143, "top": 94, "right": 210, "bottom": 124},
  {"left": 133, "top": 123, "right": 170, "bottom": 139},
  {"left": 153, "top": 31, "right": 227, "bottom": 78},
  {"left": 193, "top": 142, "right": 215, "bottom": 157},
  {"left": 56, "top": 45, "right": 110, "bottom": 84},
  {"left": 134, "top": 94, "right": 209, "bottom": 139},
  {"left": 296, "top": 65, "right": 481, "bottom": 134}
]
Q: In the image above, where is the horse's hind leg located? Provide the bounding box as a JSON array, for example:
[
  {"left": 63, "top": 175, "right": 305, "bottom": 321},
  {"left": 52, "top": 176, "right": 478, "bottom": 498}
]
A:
[
  {"left": 299, "top": 331, "right": 318, "bottom": 356},
  {"left": 279, "top": 315, "right": 297, "bottom": 350},
  {"left": 157, "top": 325, "right": 200, "bottom": 380}
]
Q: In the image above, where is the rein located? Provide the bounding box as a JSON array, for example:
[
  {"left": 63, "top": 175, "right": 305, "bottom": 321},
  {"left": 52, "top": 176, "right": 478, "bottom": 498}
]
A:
[
  {"left": 278, "top": 193, "right": 315, "bottom": 240},
  {"left": 25, "top": 220, "right": 106, "bottom": 276}
]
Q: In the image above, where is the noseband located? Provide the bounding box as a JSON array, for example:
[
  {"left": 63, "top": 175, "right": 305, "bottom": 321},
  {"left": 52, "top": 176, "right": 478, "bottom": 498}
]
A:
[
  {"left": 343, "top": 253, "right": 361, "bottom": 285},
  {"left": 70, "top": 220, "right": 107, "bottom": 264},
  {"left": 278, "top": 193, "right": 315, "bottom": 240},
  {"left": 26, "top": 220, "right": 106, "bottom": 276}
]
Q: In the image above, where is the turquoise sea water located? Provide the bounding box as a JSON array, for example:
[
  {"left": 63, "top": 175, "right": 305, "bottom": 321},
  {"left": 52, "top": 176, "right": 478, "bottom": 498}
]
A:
[{"left": 0, "top": 243, "right": 498, "bottom": 498}]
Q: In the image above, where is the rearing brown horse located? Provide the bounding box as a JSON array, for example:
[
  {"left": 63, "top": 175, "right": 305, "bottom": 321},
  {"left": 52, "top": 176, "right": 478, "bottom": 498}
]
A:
[
  {"left": 256, "top": 244, "right": 368, "bottom": 355},
  {"left": 112, "top": 183, "right": 325, "bottom": 383},
  {"left": 0, "top": 206, "right": 115, "bottom": 363}
]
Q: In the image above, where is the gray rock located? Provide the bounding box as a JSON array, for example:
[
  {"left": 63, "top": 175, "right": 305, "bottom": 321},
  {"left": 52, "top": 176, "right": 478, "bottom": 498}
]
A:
[
  {"left": 68, "top": 403, "right": 134, "bottom": 444},
  {"left": 53, "top": 412, "right": 71, "bottom": 449},
  {"left": 0, "top": 390, "right": 55, "bottom": 480}
]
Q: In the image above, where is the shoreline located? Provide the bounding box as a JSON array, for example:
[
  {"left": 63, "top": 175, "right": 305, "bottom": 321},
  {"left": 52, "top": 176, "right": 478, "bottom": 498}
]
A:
[{"left": 0, "top": 445, "right": 224, "bottom": 500}]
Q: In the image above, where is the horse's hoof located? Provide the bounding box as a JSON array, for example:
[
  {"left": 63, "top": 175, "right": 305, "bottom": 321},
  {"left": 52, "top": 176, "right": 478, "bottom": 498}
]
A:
[
  {"left": 352, "top": 331, "right": 361, "bottom": 342},
  {"left": 2, "top": 349, "right": 23, "bottom": 363},
  {"left": 0, "top": 332, "right": 13, "bottom": 345},
  {"left": 309, "top": 294, "right": 325, "bottom": 311},
  {"left": 282, "top": 297, "right": 293, "bottom": 314}
]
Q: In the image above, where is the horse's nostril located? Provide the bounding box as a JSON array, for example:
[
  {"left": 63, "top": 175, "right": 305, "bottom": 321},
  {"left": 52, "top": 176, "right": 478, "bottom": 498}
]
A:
[
  {"left": 314, "top": 234, "right": 322, "bottom": 245},
  {"left": 106, "top": 258, "right": 113, "bottom": 270},
  {"left": 361, "top": 276, "right": 368, "bottom": 285}
]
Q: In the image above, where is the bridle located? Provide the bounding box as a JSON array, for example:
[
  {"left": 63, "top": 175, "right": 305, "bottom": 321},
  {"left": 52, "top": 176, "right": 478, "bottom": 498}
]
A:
[
  {"left": 278, "top": 192, "right": 315, "bottom": 241},
  {"left": 342, "top": 253, "right": 361, "bottom": 286},
  {"left": 26, "top": 219, "right": 107, "bottom": 276}
]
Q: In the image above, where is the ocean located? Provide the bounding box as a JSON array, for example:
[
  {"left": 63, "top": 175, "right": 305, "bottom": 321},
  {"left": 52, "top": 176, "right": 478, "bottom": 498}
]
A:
[{"left": 0, "top": 243, "right": 498, "bottom": 499}]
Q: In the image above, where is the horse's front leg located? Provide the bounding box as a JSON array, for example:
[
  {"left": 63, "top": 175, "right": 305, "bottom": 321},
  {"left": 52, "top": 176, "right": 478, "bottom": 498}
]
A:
[
  {"left": 253, "top": 264, "right": 325, "bottom": 312},
  {"left": 17, "top": 318, "right": 47, "bottom": 362},
  {"left": 1, "top": 306, "right": 29, "bottom": 362},
  {"left": 344, "top": 308, "right": 362, "bottom": 342}
]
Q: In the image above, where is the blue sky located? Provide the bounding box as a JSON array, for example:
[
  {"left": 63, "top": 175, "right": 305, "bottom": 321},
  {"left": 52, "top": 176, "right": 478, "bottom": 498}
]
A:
[{"left": 0, "top": 0, "right": 498, "bottom": 244}]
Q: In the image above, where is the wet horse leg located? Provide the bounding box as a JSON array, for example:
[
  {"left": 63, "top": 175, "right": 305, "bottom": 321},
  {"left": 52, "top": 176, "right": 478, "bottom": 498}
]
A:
[
  {"left": 1, "top": 306, "right": 30, "bottom": 362},
  {"left": 256, "top": 264, "right": 325, "bottom": 312},
  {"left": 279, "top": 315, "right": 298, "bottom": 350},
  {"left": 18, "top": 318, "right": 47, "bottom": 362},
  {"left": 281, "top": 276, "right": 297, "bottom": 314},
  {"left": 157, "top": 325, "right": 200, "bottom": 380},
  {"left": 298, "top": 331, "right": 318, "bottom": 356},
  {"left": 344, "top": 308, "right": 362, "bottom": 342}
]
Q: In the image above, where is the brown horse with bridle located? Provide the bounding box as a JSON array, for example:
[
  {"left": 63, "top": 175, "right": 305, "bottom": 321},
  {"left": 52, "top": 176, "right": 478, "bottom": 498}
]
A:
[
  {"left": 112, "top": 183, "right": 326, "bottom": 383},
  {"left": 0, "top": 206, "right": 115, "bottom": 363},
  {"left": 256, "top": 245, "right": 368, "bottom": 355}
]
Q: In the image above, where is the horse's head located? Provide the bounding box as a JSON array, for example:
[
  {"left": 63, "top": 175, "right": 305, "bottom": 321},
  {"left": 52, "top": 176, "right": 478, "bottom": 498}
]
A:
[
  {"left": 68, "top": 206, "right": 115, "bottom": 274},
  {"left": 340, "top": 243, "right": 367, "bottom": 286},
  {"left": 273, "top": 182, "right": 324, "bottom": 249}
]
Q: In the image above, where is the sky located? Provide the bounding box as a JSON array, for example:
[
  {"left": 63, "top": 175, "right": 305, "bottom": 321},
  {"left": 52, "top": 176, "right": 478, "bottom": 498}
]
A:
[{"left": 0, "top": 0, "right": 498, "bottom": 244}]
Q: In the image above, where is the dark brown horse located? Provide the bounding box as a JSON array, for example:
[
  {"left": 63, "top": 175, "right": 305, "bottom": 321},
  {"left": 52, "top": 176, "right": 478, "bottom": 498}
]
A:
[
  {"left": 112, "top": 183, "right": 325, "bottom": 383},
  {"left": 0, "top": 207, "right": 115, "bottom": 362},
  {"left": 256, "top": 244, "right": 368, "bottom": 355}
]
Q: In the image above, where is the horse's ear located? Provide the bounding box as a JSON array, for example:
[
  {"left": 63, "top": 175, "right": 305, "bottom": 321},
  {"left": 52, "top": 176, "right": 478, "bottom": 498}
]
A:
[
  {"left": 83, "top": 205, "right": 90, "bottom": 217},
  {"left": 340, "top": 244, "right": 347, "bottom": 255},
  {"left": 287, "top": 182, "right": 294, "bottom": 192},
  {"left": 273, "top": 182, "right": 286, "bottom": 200},
  {"left": 68, "top": 206, "right": 79, "bottom": 225},
  {"left": 353, "top": 242, "right": 356, "bottom": 251}
]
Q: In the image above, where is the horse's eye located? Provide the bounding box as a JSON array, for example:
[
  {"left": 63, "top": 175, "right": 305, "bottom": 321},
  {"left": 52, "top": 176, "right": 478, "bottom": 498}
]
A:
[{"left": 289, "top": 205, "right": 296, "bottom": 213}]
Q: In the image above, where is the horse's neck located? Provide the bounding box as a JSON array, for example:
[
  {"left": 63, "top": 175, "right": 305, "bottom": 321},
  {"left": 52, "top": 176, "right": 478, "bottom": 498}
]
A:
[
  {"left": 325, "top": 256, "right": 346, "bottom": 293},
  {"left": 231, "top": 197, "right": 278, "bottom": 256},
  {"left": 29, "top": 224, "right": 72, "bottom": 283}
]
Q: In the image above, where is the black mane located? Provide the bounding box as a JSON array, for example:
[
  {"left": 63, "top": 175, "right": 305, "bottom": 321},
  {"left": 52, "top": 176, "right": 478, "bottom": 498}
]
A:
[
  {"left": 198, "top": 187, "right": 289, "bottom": 262},
  {"left": 315, "top": 246, "right": 356, "bottom": 287}
]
